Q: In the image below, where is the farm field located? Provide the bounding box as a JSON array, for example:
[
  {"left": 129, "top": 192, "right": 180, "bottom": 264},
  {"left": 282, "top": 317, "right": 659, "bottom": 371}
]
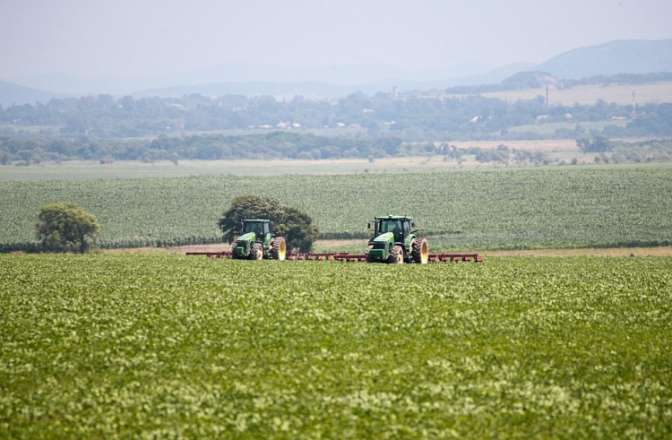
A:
[
  {"left": 480, "top": 81, "right": 672, "bottom": 105},
  {"left": 0, "top": 158, "right": 435, "bottom": 181},
  {"left": 1, "top": 254, "right": 670, "bottom": 438},
  {"left": 449, "top": 138, "right": 578, "bottom": 152},
  {"left": 507, "top": 121, "right": 628, "bottom": 137},
  {"left": 0, "top": 147, "right": 580, "bottom": 182},
  {"left": 1, "top": 163, "right": 672, "bottom": 251},
  {"left": 1, "top": 137, "right": 662, "bottom": 183}
]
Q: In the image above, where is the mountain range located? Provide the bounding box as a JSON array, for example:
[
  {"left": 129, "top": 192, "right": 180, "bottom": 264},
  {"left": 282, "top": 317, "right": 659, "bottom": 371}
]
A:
[
  {"left": 0, "top": 81, "right": 59, "bottom": 107},
  {"left": 1, "top": 38, "right": 671, "bottom": 105},
  {"left": 536, "top": 39, "right": 672, "bottom": 79}
]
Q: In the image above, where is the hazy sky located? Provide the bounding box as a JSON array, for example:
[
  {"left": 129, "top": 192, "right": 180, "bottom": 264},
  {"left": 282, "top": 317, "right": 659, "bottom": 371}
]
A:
[{"left": 1, "top": 0, "right": 671, "bottom": 82}]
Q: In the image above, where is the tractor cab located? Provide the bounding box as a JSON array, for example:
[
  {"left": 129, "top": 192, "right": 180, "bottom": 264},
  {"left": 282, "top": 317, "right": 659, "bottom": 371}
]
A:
[
  {"left": 242, "top": 219, "right": 271, "bottom": 239},
  {"left": 232, "top": 218, "right": 287, "bottom": 261},
  {"left": 370, "top": 216, "right": 414, "bottom": 244}
]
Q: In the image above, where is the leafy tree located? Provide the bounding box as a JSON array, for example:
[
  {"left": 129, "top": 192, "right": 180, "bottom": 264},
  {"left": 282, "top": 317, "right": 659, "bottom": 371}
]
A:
[
  {"left": 36, "top": 203, "right": 100, "bottom": 252},
  {"left": 218, "top": 196, "right": 318, "bottom": 252},
  {"left": 276, "top": 207, "right": 319, "bottom": 253}
]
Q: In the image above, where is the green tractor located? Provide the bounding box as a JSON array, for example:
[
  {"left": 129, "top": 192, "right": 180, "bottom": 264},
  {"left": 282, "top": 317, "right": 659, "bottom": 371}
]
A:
[
  {"left": 231, "top": 219, "right": 287, "bottom": 261},
  {"left": 366, "top": 215, "right": 429, "bottom": 264}
]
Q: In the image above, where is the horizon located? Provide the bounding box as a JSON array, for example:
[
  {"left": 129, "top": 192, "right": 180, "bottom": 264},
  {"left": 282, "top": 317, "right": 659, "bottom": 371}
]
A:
[{"left": 1, "top": 0, "right": 672, "bottom": 94}]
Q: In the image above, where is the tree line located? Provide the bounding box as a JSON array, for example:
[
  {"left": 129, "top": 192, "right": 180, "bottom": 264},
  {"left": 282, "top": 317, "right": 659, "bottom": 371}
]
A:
[
  {"left": 3, "top": 132, "right": 672, "bottom": 165},
  {"left": 2, "top": 92, "right": 670, "bottom": 140},
  {"left": 0, "top": 132, "right": 403, "bottom": 162}
]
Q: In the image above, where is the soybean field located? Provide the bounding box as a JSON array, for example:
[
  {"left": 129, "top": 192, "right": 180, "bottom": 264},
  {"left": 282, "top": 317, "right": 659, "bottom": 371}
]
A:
[
  {"left": 1, "top": 254, "right": 670, "bottom": 438},
  {"left": 1, "top": 164, "right": 672, "bottom": 250}
]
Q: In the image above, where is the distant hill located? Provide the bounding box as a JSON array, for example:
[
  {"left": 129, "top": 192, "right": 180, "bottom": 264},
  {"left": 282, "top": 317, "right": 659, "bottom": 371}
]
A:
[
  {"left": 130, "top": 40, "right": 672, "bottom": 99},
  {"left": 4, "top": 39, "right": 672, "bottom": 103},
  {"left": 536, "top": 39, "right": 672, "bottom": 79},
  {"left": 445, "top": 71, "right": 561, "bottom": 95},
  {"left": 0, "top": 81, "right": 58, "bottom": 107},
  {"left": 445, "top": 63, "right": 537, "bottom": 87},
  {"left": 500, "top": 71, "right": 560, "bottom": 89},
  {"left": 133, "top": 81, "right": 361, "bottom": 99}
]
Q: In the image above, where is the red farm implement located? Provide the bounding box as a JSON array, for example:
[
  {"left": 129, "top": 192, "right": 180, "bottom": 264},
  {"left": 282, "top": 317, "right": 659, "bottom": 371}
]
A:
[{"left": 185, "top": 250, "right": 482, "bottom": 263}]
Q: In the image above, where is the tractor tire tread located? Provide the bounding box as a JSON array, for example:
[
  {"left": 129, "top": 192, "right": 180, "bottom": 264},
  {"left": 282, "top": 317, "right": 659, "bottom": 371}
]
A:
[
  {"left": 412, "top": 238, "right": 429, "bottom": 264},
  {"left": 250, "top": 243, "right": 264, "bottom": 260},
  {"left": 389, "top": 244, "right": 404, "bottom": 264},
  {"left": 271, "top": 237, "right": 286, "bottom": 261}
]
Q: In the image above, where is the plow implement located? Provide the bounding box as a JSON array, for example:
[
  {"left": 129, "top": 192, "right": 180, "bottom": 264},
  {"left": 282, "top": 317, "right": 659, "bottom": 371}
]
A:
[{"left": 185, "top": 250, "right": 482, "bottom": 263}]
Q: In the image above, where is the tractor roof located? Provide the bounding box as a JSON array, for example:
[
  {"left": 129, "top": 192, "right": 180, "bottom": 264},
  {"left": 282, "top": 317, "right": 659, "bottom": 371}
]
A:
[
  {"left": 243, "top": 218, "right": 271, "bottom": 223},
  {"left": 374, "top": 215, "right": 413, "bottom": 220}
]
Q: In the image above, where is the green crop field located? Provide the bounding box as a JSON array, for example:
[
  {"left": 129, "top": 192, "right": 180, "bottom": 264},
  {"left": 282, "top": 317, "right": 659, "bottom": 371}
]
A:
[
  {"left": 1, "top": 254, "right": 670, "bottom": 438},
  {"left": 1, "top": 164, "right": 672, "bottom": 251}
]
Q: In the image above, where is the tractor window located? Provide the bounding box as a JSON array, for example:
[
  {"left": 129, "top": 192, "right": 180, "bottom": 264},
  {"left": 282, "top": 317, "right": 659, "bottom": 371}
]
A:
[
  {"left": 379, "top": 220, "right": 402, "bottom": 236},
  {"left": 263, "top": 223, "right": 270, "bottom": 234},
  {"left": 243, "top": 222, "right": 264, "bottom": 235},
  {"left": 403, "top": 221, "right": 410, "bottom": 235}
]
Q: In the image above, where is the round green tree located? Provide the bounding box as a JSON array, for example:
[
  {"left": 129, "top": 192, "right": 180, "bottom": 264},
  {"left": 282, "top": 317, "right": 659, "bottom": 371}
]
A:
[{"left": 36, "top": 203, "right": 101, "bottom": 253}]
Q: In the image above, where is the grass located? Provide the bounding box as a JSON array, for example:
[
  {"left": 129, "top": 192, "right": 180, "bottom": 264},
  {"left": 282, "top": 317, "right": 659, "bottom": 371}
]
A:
[
  {"left": 0, "top": 254, "right": 670, "bottom": 438},
  {"left": 2, "top": 163, "right": 672, "bottom": 251}
]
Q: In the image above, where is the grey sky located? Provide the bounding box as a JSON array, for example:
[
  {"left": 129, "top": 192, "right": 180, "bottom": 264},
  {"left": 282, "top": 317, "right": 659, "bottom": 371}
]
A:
[{"left": 1, "top": 0, "right": 671, "bottom": 82}]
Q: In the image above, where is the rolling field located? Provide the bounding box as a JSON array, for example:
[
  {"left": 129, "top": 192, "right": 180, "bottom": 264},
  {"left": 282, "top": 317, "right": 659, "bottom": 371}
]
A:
[
  {"left": 1, "top": 254, "right": 670, "bottom": 438},
  {"left": 0, "top": 148, "right": 575, "bottom": 182},
  {"left": 481, "top": 81, "right": 672, "bottom": 105},
  {"left": 1, "top": 164, "right": 672, "bottom": 250},
  {"left": 0, "top": 158, "right": 437, "bottom": 181}
]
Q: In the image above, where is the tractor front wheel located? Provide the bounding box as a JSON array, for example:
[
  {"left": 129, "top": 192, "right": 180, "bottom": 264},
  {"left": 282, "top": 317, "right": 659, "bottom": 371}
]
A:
[
  {"left": 271, "top": 237, "right": 287, "bottom": 261},
  {"left": 250, "top": 243, "right": 264, "bottom": 260},
  {"left": 389, "top": 245, "right": 404, "bottom": 264},
  {"left": 412, "top": 238, "right": 429, "bottom": 264}
]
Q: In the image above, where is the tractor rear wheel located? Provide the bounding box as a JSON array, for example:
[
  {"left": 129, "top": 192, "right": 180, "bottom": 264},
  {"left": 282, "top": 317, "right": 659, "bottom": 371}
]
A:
[
  {"left": 250, "top": 243, "right": 264, "bottom": 260},
  {"left": 412, "top": 238, "right": 429, "bottom": 264},
  {"left": 271, "top": 237, "right": 287, "bottom": 261},
  {"left": 389, "top": 245, "right": 404, "bottom": 264}
]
